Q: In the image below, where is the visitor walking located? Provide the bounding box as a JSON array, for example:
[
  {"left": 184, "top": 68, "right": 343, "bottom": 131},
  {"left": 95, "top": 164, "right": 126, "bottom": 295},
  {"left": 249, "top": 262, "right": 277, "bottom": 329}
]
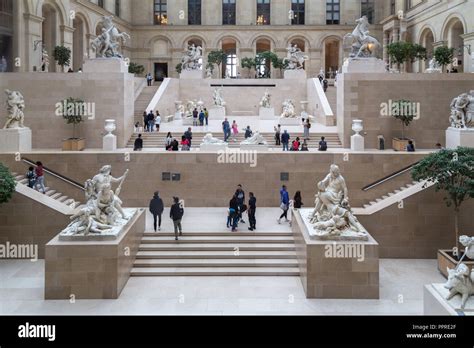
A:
[
  {"left": 204, "top": 108, "right": 209, "bottom": 126},
  {"left": 231, "top": 120, "right": 239, "bottom": 142},
  {"left": 170, "top": 197, "right": 184, "bottom": 241},
  {"left": 34, "top": 161, "right": 46, "bottom": 194},
  {"left": 146, "top": 73, "right": 153, "bottom": 86},
  {"left": 229, "top": 195, "right": 240, "bottom": 232},
  {"left": 147, "top": 111, "right": 155, "bottom": 132},
  {"left": 318, "top": 136, "right": 328, "bottom": 151},
  {"left": 149, "top": 191, "right": 164, "bottom": 232},
  {"left": 154, "top": 111, "right": 161, "bottom": 132},
  {"left": 248, "top": 192, "right": 257, "bottom": 231},
  {"left": 184, "top": 127, "right": 193, "bottom": 148},
  {"left": 304, "top": 119, "right": 311, "bottom": 140},
  {"left": 143, "top": 111, "right": 148, "bottom": 132},
  {"left": 323, "top": 79, "right": 329, "bottom": 93},
  {"left": 222, "top": 118, "right": 231, "bottom": 142},
  {"left": 199, "top": 109, "right": 205, "bottom": 126},
  {"left": 235, "top": 184, "right": 246, "bottom": 223},
  {"left": 281, "top": 130, "right": 290, "bottom": 151},
  {"left": 193, "top": 108, "right": 199, "bottom": 127},
  {"left": 26, "top": 166, "right": 36, "bottom": 189},
  {"left": 278, "top": 185, "right": 290, "bottom": 224},
  {"left": 274, "top": 125, "right": 281, "bottom": 146},
  {"left": 134, "top": 134, "right": 143, "bottom": 151},
  {"left": 245, "top": 126, "right": 253, "bottom": 139},
  {"left": 165, "top": 132, "right": 173, "bottom": 150}
]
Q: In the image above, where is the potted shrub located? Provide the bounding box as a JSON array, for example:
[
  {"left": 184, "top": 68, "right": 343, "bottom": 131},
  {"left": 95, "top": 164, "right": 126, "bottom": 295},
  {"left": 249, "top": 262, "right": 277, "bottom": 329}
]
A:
[
  {"left": 207, "top": 50, "right": 227, "bottom": 78},
  {"left": 0, "top": 163, "right": 16, "bottom": 204},
  {"left": 241, "top": 57, "right": 256, "bottom": 78},
  {"left": 128, "top": 62, "right": 145, "bottom": 76},
  {"left": 387, "top": 42, "right": 427, "bottom": 72},
  {"left": 411, "top": 147, "right": 474, "bottom": 277},
  {"left": 59, "top": 97, "right": 86, "bottom": 151},
  {"left": 434, "top": 46, "right": 455, "bottom": 73},
  {"left": 391, "top": 99, "right": 416, "bottom": 151},
  {"left": 53, "top": 45, "right": 71, "bottom": 72}
]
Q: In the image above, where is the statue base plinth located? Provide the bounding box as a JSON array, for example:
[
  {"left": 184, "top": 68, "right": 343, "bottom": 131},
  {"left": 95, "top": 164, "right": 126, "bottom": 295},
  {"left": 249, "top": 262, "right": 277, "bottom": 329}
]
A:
[
  {"left": 425, "top": 68, "right": 442, "bottom": 74},
  {"left": 103, "top": 134, "right": 117, "bottom": 151},
  {"left": 351, "top": 134, "right": 365, "bottom": 151},
  {"left": 180, "top": 70, "right": 203, "bottom": 79},
  {"left": 342, "top": 58, "right": 386, "bottom": 74},
  {"left": 240, "top": 144, "right": 269, "bottom": 152},
  {"left": 424, "top": 284, "right": 474, "bottom": 315},
  {"left": 446, "top": 127, "right": 474, "bottom": 149},
  {"left": 284, "top": 70, "right": 307, "bottom": 79},
  {"left": 182, "top": 117, "right": 194, "bottom": 126},
  {"left": 279, "top": 118, "right": 301, "bottom": 126},
  {"left": 200, "top": 143, "right": 228, "bottom": 152},
  {"left": 83, "top": 58, "right": 129, "bottom": 73},
  {"left": 0, "top": 127, "right": 32, "bottom": 152},
  {"left": 209, "top": 106, "right": 226, "bottom": 120},
  {"left": 259, "top": 107, "right": 275, "bottom": 120},
  {"left": 174, "top": 112, "right": 183, "bottom": 120}
]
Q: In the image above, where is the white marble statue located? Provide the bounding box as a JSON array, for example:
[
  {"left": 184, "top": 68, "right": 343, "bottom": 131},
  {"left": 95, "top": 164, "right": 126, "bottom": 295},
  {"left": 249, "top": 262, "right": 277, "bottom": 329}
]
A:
[
  {"left": 445, "top": 263, "right": 474, "bottom": 310},
  {"left": 281, "top": 99, "right": 297, "bottom": 118},
  {"left": 260, "top": 89, "right": 272, "bottom": 108},
  {"left": 205, "top": 66, "right": 213, "bottom": 79},
  {"left": 3, "top": 90, "right": 25, "bottom": 129},
  {"left": 309, "top": 164, "right": 368, "bottom": 240},
  {"left": 449, "top": 91, "right": 474, "bottom": 129},
  {"left": 91, "top": 16, "right": 130, "bottom": 58},
  {"left": 181, "top": 43, "right": 202, "bottom": 71},
  {"left": 185, "top": 100, "right": 197, "bottom": 118},
  {"left": 175, "top": 102, "right": 185, "bottom": 116},
  {"left": 425, "top": 58, "right": 441, "bottom": 73},
  {"left": 41, "top": 48, "right": 50, "bottom": 72},
  {"left": 213, "top": 88, "right": 226, "bottom": 107},
  {"left": 241, "top": 131, "right": 268, "bottom": 145},
  {"left": 343, "top": 16, "right": 381, "bottom": 58},
  {"left": 283, "top": 44, "right": 308, "bottom": 70},
  {"left": 460, "top": 235, "right": 474, "bottom": 260},
  {"left": 202, "top": 133, "right": 226, "bottom": 145}
]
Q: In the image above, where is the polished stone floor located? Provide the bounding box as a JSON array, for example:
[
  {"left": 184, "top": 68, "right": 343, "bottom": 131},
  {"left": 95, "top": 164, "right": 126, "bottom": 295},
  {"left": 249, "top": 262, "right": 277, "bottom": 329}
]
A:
[{"left": 0, "top": 258, "right": 444, "bottom": 315}]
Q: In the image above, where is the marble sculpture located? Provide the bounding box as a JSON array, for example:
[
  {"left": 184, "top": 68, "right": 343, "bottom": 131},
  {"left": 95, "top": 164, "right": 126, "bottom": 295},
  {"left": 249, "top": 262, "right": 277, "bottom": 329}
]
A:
[
  {"left": 343, "top": 16, "right": 381, "bottom": 58},
  {"left": 445, "top": 263, "right": 474, "bottom": 309},
  {"left": 281, "top": 99, "right": 297, "bottom": 118},
  {"left": 241, "top": 131, "right": 268, "bottom": 145},
  {"left": 91, "top": 16, "right": 130, "bottom": 58},
  {"left": 449, "top": 91, "right": 474, "bottom": 129},
  {"left": 202, "top": 133, "right": 226, "bottom": 145},
  {"left": 181, "top": 43, "right": 202, "bottom": 71},
  {"left": 3, "top": 90, "right": 25, "bottom": 129},
  {"left": 260, "top": 89, "right": 272, "bottom": 108},
  {"left": 213, "top": 88, "right": 226, "bottom": 107},
  {"left": 283, "top": 44, "right": 308, "bottom": 70}
]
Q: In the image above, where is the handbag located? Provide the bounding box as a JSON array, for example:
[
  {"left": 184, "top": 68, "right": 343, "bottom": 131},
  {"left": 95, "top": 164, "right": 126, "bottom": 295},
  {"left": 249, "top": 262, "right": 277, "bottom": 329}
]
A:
[{"left": 280, "top": 203, "right": 288, "bottom": 211}]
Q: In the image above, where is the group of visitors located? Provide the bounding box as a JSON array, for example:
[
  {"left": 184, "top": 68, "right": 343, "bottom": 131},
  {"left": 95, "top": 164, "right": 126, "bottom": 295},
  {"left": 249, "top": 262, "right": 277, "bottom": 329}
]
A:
[
  {"left": 222, "top": 118, "right": 241, "bottom": 142},
  {"left": 227, "top": 184, "right": 256, "bottom": 232},
  {"left": 142, "top": 110, "right": 161, "bottom": 132},
  {"left": 149, "top": 192, "right": 184, "bottom": 240},
  {"left": 164, "top": 128, "right": 193, "bottom": 151},
  {"left": 278, "top": 185, "right": 303, "bottom": 225},
  {"left": 274, "top": 126, "right": 327, "bottom": 152},
  {"left": 192, "top": 108, "right": 209, "bottom": 127},
  {"left": 25, "top": 161, "right": 46, "bottom": 194},
  {"left": 318, "top": 73, "right": 329, "bottom": 92}
]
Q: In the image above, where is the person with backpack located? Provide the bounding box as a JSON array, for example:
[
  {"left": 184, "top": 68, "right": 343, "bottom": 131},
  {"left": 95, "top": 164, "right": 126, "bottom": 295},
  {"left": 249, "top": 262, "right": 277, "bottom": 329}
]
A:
[
  {"left": 319, "top": 136, "right": 328, "bottom": 151},
  {"left": 26, "top": 166, "right": 36, "bottom": 189},
  {"left": 34, "top": 161, "right": 46, "bottom": 194},
  {"left": 149, "top": 191, "right": 164, "bottom": 232},
  {"left": 204, "top": 108, "right": 209, "bottom": 126},
  {"left": 170, "top": 196, "right": 184, "bottom": 240},
  {"left": 199, "top": 109, "right": 205, "bottom": 126}
]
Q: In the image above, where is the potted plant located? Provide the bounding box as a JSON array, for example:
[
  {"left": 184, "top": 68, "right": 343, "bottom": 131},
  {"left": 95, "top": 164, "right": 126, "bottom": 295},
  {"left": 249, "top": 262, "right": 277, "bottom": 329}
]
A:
[
  {"left": 434, "top": 46, "right": 455, "bottom": 73},
  {"left": 387, "top": 42, "right": 427, "bottom": 72},
  {"left": 207, "top": 50, "right": 228, "bottom": 78},
  {"left": 59, "top": 97, "right": 86, "bottom": 151},
  {"left": 391, "top": 99, "right": 416, "bottom": 151},
  {"left": 241, "top": 57, "right": 256, "bottom": 78},
  {"left": 128, "top": 62, "right": 145, "bottom": 76},
  {"left": 53, "top": 45, "right": 71, "bottom": 72},
  {"left": 411, "top": 147, "right": 474, "bottom": 277},
  {"left": 175, "top": 63, "right": 183, "bottom": 74},
  {"left": 0, "top": 163, "right": 16, "bottom": 204}
]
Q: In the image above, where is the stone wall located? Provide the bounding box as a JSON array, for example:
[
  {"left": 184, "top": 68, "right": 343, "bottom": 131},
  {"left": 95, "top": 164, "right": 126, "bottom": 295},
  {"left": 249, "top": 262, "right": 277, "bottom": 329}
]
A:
[{"left": 337, "top": 73, "right": 474, "bottom": 149}]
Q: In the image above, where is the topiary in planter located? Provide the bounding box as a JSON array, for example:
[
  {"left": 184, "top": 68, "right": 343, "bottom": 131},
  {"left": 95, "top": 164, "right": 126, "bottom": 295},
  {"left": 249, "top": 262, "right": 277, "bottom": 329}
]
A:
[{"left": 0, "top": 162, "right": 16, "bottom": 205}]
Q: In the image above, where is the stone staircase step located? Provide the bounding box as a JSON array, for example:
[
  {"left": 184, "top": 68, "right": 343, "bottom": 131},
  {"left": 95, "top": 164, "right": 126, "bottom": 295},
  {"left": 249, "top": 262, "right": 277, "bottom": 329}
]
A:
[
  {"left": 136, "top": 250, "right": 297, "bottom": 259},
  {"left": 143, "top": 231, "right": 293, "bottom": 237},
  {"left": 134, "top": 258, "right": 299, "bottom": 268},
  {"left": 130, "top": 267, "right": 300, "bottom": 276},
  {"left": 139, "top": 243, "right": 296, "bottom": 251},
  {"left": 57, "top": 196, "right": 69, "bottom": 203},
  {"left": 141, "top": 236, "right": 294, "bottom": 244}
]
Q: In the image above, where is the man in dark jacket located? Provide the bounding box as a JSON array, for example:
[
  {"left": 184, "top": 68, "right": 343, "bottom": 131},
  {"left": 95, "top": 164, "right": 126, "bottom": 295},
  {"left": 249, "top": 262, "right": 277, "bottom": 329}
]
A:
[
  {"left": 235, "top": 184, "right": 246, "bottom": 223},
  {"left": 248, "top": 192, "right": 257, "bottom": 231},
  {"left": 170, "top": 196, "right": 184, "bottom": 240},
  {"left": 281, "top": 130, "right": 290, "bottom": 151},
  {"left": 245, "top": 126, "right": 253, "bottom": 139},
  {"left": 134, "top": 134, "right": 143, "bottom": 151},
  {"left": 149, "top": 191, "right": 164, "bottom": 232},
  {"left": 184, "top": 127, "right": 193, "bottom": 148},
  {"left": 229, "top": 195, "right": 240, "bottom": 232}
]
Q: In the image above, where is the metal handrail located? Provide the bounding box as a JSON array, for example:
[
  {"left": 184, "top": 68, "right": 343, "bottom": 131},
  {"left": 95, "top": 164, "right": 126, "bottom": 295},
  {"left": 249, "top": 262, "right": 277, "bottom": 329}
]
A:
[
  {"left": 362, "top": 161, "right": 420, "bottom": 192},
  {"left": 21, "top": 158, "right": 85, "bottom": 191}
]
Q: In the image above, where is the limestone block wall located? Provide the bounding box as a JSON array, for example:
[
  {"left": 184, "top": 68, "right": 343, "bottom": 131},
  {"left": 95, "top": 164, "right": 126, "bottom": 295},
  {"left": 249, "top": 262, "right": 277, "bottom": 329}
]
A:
[
  {"left": 0, "top": 72, "right": 135, "bottom": 149},
  {"left": 337, "top": 73, "right": 474, "bottom": 149}
]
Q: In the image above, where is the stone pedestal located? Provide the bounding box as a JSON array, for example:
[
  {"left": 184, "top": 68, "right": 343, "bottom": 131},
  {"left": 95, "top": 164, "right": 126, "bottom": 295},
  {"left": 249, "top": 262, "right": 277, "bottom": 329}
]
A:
[
  {"left": 83, "top": 58, "right": 129, "bottom": 73},
  {"left": 423, "top": 284, "right": 473, "bottom": 315},
  {"left": 0, "top": 127, "right": 32, "bottom": 152},
  {"left": 45, "top": 209, "right": 145, "bottom": 300},
  {"left": 292, "top": 209, "right": 379, "bottom": 299},
  {"left": 240, "top": 144, "right": 269, "bottom": 152},
  {"left": 446, "top": 127, "right": 474, "bottom": 149},
  {"left": 279, "top": 118, "right": 301, "bottom": 126},
  {"left": 284, "top": 70, "right": 307, "bottom": 79},
  {"left": 180, "top": 70, "right": 203, "bottom": 79},
  {"left": 342, "top": 58, "right": 386, "bottom": 74},
  {"left": 209, "top": 106, "right": 226, "bottom": 120},
  {"left": 351, "top": 134, "right": 365, "bottom": 151},
  {"left": 103, "top": 134, "right": 117, "bottom": 151},
  {"left": 259, "top": 107, "right": 275, "bottom": 120},
  {"left": 200, "top": 143, "right": 228, "bottom": 152},
  {"left": 182, "top": 117, "right": 194, "bottom": 126}
]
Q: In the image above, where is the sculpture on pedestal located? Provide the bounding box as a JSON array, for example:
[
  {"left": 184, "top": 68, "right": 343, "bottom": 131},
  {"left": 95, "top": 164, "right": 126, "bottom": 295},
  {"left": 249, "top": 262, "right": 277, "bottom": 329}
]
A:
[
  {"left": 175, "top": 102, "right": 185, "bottom": 116},
  {"left": 449, "top": 91, "right": 474, "bottom": 129},
  {"left": 3, "top": 90, "right": 25, "bottom": 129},
  {"left": 425, "top": 58, "right": 441, "bottom": 73},
  {"left": 213, "top": 88, "right": 226, "bottom": 107},
  {"left": 445, "top": 263, "right": 474, "bottom": 309},
  {"left": 91, "top": 16, "right": 130, "bottom": 58},
  {"left": 41, "top": 48, "right": 50, "bottom": 72},
  {"left": 283, "top": 44, "right": 308, "bottom": 70},
  {"left": 281, "top": 99, "right": 297, "bottom": 118},
  {"left": 460, "top": 235, "right": 474, "bottom": 260},
  {"left": 343, "top": 16, "right": 381, "bottom": 58},
  {"left": 260, "top": 89, "right": 272, "bottom": 108},
  {"left": 309, "top": 165, "right": 368, "bottom": 240},
  {"left": 241, "top": 131, "right": 268, "bottom": 145},
  {"left": 60, "top": 165, "right": 132, "bottom": 237},
  {"left": 185, "top": 100, "right": 197, "bottom": 118},
  {"left": 202, "top": 133, "right": 226, "bottom": 145},
  {"left": 181, "top": 43, "right": 203, "bottom": 71}
]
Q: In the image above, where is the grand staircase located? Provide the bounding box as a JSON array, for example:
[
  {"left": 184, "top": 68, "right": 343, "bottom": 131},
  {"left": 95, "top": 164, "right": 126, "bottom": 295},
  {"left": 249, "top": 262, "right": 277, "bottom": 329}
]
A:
[
  {"left": 325, "top": 86, "right": 338, "bottom": 119},
  {"left": 131, "top": 228, "right": 300, "bottom": 276},
  {"left": 134, "top": 83, "right": 161, "bottom": 124},
  {"left": 127, "top": 132, "right": 342, "bottom": 149}
]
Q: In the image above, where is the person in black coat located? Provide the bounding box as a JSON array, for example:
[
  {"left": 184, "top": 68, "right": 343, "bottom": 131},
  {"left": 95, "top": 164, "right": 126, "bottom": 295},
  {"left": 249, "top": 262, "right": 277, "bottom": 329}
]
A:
[
  {"left": 149, "top": 191, "right": 164, "bottom": 232},
  {"left": 229, "top": 195, "right": 240, "bottom": 232},
  {"left": 248, "top": 192, "right": 257, "bottom": 231},
  {"left": 235, "top": 184, "right": 246, "bottom": 223},
  {"left": 134, "top": 134, "right": 143, "bottom": 151},
  {"left": 184, "top": 127, "right": 193, "bottom": 148},
  {"left": 170, "top": 197, "right": 184, "bottom": 240}
]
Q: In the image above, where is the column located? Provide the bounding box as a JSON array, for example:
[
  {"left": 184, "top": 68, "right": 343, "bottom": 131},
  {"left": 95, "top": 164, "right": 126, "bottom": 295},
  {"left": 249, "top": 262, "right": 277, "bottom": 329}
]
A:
[
  {"left": 383, "top": 31, "right": 390, "bottom": 65},
  {"left": 460, "top": 33, "right": 474, "bottom": 73}
]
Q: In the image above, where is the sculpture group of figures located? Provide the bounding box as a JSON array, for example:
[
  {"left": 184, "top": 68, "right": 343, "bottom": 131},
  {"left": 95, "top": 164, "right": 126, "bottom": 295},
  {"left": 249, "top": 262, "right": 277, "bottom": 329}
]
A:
[
  {"left": 449, "top": 91, "right": 474, "bottom": 129},
  {"left": 213, "top": 88, "right": 226, "bottom": 107},
  {"left": 201, "top": 131, "right": 268, "bottom": 146},
  {"left": 3, "top": 90, "right": 25, "bottom": 129},
  {"left": 41, "top": 48, "right": 50, "bottom": 72},
  {"left": 281, "top": 99, "right": 297, "bottom": 118},
  {"left": 181, "top": 43, "right": 203, "bottom": 71},
  {"left": 444, "top": 236, "right": 474, "bottom": 309},
  {"left": 425, "top": 58, "right": 442, "bottom": 73},
  {"left": 91, "top": 16, "right": 130, "bottom": 58},
  {"left": 343, "top": 16, "right": 381, "bottom": 58},
  {"left": 61, "top": 166, "right": 133, "bottom": 237},
  {"left": 260, "top": 89, "right": 272, "bottom": 109},
  {"left": 308, "top": 165, "right": 368, "bottom": 240},
  {"left": 283, "top": 44, "right": 308, "bottom": 70}
]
